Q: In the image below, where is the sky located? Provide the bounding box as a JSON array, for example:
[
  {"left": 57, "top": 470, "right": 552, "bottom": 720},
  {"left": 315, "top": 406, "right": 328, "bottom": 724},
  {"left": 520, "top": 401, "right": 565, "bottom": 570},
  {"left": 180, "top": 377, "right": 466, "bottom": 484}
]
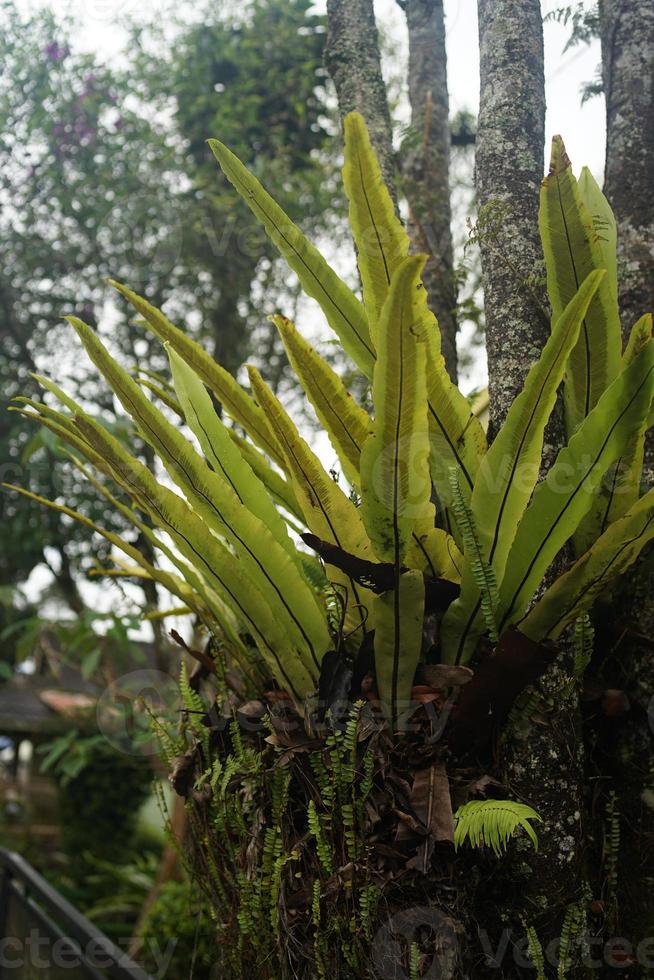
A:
[
  {"left": 20, "top": 0, "right": 606, "bottom": 386},
  {"left": 15, "top": 0, "right": 606, "bottom": 626},
  {"left": 22, "top": 0, "right": 606, "bottom": 178}
]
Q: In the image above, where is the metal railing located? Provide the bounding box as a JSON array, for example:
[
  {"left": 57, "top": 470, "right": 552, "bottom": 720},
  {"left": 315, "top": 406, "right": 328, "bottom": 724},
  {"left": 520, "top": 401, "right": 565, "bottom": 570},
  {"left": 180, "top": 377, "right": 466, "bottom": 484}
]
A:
[{"left": 0, "top": 848, "right": 154, "bottom": 979}]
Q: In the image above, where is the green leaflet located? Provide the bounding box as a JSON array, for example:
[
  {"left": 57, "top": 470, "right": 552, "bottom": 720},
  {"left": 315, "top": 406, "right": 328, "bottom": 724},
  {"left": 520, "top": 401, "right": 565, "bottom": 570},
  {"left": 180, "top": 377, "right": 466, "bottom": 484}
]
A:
[
  {"left": 577, "top": 167, "right": 618, "bottom": 307},
  {"left": 272, "top": 313, "right": 444, "bottom": 578},
  {"left": 408, "top": 527, "right": 462, "bottom": 583},
  {"left": 110, "top": 280, "right": 284, "bottom": 467},
  {"left": 575, "top": 313, "right": 653, "bottom": 552},
  {"left": 226, "top": 429, "right": 304, "bottom": 523},
  {"left": 167, "top": 345, "right": 298, "bottom": 562},
  {"left": 273, "top": 315, "right": 371, "bottom": 488},
  {"left": 440, "top": 271, "right": 603, "bottom": 663},
  {"left": 67, "top": 452, "right": 234, "bottom": 639},
  {"left": 71, "top": 412, "right": 315, "bottom": 701},
  {"left": 3, "top": 484, "right": 209, "bottom": 624},
  {"left": 441, "top": 467, "right": 499, "bottom": 663},
  {"left": 360, "top": 256, "right": 434, "bottom": 564},
  {"left": 498, "top": 340, "right": 654, "bottom": 632},
  {"left": 521, "top": 488, "right": 654, "bottom": 641},
  {"left": 424, "top": 320, "right": 487, "bottom": 542},
  {"left": 23, "top": 394, "right": 260, "bottom": 670},
  {"left": 13, "top": 402, "right": 104, "bottom": 472},
  {"left": 67, "top": 316, "right": 329, "bottom": 675},
  {"left": 208, "top": 139, "right": 375, "bottom": 378},
  {"left": 454, "top": 800, "right": 541, "bottom": 857},
  {"left": 473, "top": 270, "right": 602, "bottom": 579},
  {"left": 539, "top": 136, "right": 622, "bottom": 435},
  {"left": 342, "top": 111, "right": 409, "bottom": 332},
  {"left": 31, "top": 373, "right": 83, "bottom": 415},
  {"left": 247, "top": 365, "right": 374, "bottom": 636},
  {"left": 372, "top": 569, "right": 424, "bottom": 731},
  {"left": 138, "top": 377, "right": 184, "bottom": 418}
]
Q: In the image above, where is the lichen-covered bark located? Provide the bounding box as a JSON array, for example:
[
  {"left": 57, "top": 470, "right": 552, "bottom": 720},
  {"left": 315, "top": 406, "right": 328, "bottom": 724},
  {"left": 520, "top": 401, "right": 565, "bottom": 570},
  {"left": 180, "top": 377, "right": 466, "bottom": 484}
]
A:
[
  {"left": 600, "top": 0, "right": 654, "bottom": 340},
  {"left": 475, "top": 0, "right": 549, "bottom": 438},
  {"left": 402, "top": 0, "right": 458, "bottom": 380},
  {"left": 475, "top": 1, "right": 586, "bottom": 958},
  {"left": 325, "top": 0, "right": 397, "bottom": 204},
  {"left": 599, "top": 5, "right": 654, "bottom": 941}
]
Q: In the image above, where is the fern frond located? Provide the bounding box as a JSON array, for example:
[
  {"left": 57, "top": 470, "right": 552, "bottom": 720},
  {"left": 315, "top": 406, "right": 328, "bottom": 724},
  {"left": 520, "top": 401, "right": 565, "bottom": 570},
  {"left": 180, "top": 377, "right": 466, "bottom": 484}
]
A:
[
  {"left": 558, "top": 902, "right": 585, "bottom": 979},
  {"left": 308, "top": 800, "right": 333, "bottom": 873},
  {"left": 180, "top": 662, "right": 210, "bottom": 754},
  {"left": 453, "top": 799, "right": 541, "bottom": 857},
  {"left": 449, "top": 467, "right": 499, "bottom": 642},
  {"left": 523, "top": 923, "right": 547, "bottom": 980},
  {"left": 410, "top": 943, "right": 420, "bottom": 980}
]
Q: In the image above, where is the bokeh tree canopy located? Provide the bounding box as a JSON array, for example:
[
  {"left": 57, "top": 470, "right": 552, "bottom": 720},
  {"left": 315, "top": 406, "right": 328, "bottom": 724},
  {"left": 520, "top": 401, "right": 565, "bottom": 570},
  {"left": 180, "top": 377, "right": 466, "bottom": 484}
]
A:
[{"left": 0, "top": 0, "right": 336, "bottom": 597}]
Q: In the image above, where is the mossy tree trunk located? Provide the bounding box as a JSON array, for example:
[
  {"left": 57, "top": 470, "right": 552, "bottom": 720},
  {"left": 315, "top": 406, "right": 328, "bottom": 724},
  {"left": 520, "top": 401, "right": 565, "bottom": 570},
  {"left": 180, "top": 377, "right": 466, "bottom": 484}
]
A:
[
  {"left": 400, "top": 0, "right": 459, "bottom": 381},
  {"left": 324, "top": 0, "right": 397, "bottom": 205},
  {"left": 475, "top": 0, "right": 548, "bottom": 439},
  {"left": 600, "top": 0, "right": 654, "bottom": 342},
  {"left": 599, "top": 0, "right": 654, "bottom": 942},
  {"left": 475, "top": 0, "right": 588, "bottom": 963}
]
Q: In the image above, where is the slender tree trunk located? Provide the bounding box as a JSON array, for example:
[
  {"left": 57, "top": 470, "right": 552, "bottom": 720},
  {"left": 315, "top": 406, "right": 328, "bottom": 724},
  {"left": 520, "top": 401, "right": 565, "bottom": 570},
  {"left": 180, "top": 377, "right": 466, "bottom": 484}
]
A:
[
  {"left": 51, "top": 544, "right": 86, "bottom": 617},
  {"left": 475, "top": 0, "right": 549, "bottom": 438},
  {"left": 599, "top": 0, "right": 654, "bottom": 940},
  {"left": 401, "top": 0, "right": 459, "bottom": 381},
  {"left": 325, "top": 0, "right": 397, "bottom": 204},
  {"left": 475, "top": 1, "right": 587, "bottom": 959},
  {"left": 600, "top": 0, "right": 654, "bottom": 340}
]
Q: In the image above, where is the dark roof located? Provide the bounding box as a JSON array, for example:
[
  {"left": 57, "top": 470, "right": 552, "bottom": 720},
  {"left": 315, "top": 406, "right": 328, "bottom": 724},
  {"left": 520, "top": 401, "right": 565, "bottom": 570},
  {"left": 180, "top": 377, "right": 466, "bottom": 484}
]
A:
[{"left": 0, "top": 639, "right": 164, "bottom": 736}]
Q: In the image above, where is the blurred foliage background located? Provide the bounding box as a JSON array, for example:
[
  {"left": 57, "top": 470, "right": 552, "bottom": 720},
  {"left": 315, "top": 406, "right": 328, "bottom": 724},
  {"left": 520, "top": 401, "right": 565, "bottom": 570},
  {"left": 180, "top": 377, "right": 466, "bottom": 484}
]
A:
[{"left": 0, "top": 0, "right": 339, "bottom": 622}]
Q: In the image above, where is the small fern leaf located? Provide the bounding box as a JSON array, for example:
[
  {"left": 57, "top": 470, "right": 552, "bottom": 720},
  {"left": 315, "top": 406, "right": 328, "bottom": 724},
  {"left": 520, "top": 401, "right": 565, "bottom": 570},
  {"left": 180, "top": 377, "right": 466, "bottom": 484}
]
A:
[
  {"left": 448, "top": 467, "right": 499, "bottom": 643},
  {"left": 453, "top": 799, "right": 541, "bottom": 857}
]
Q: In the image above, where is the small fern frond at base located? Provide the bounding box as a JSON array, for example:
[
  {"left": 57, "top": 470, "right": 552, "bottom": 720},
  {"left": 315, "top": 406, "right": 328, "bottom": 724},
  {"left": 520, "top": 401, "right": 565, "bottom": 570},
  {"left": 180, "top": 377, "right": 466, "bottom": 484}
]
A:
[
  {"left": 453, "top": 799, "right": 542, "bottom": 857},
  {"left": 448, "top": 467, "right": 499, "bottom": 642},
  {"left": 523, "top": 923, "right": 547, "bottom": 980},
  {"left": 558, "top": 902, "right": 586, "bottom": 979}
]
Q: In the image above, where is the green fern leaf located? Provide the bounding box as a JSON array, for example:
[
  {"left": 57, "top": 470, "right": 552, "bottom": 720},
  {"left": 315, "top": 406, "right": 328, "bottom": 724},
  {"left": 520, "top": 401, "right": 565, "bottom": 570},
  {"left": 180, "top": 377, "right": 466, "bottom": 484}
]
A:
[
  {"left": 453, "top": 799, "right": 541, "bottom": 857},
  {"left": 446, "top": 467, "right": 500, "bottom": 650}
]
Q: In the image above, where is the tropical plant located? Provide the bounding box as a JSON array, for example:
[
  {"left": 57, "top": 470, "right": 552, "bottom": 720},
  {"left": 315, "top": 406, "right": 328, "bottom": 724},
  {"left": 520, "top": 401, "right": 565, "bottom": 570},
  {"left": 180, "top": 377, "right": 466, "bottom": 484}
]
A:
[
  {"left": 453, "top": 799, "right": 541, "bottom": 857},
  {"left": 5, "top": 117, "right": 654, "bottom": 976},
  {"left": 7, "top": 118, "right": 652, "bottom": 725}
]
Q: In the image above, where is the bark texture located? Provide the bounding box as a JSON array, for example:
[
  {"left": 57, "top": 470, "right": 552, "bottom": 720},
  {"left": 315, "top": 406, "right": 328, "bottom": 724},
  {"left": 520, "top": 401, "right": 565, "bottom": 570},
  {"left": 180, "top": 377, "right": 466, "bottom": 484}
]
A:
[
  {"left": 599, "top": 4, "right": 654, "bottom": 940},
  {"left": 325, "top": 0, "right": 397, "bottom": 203},
  {"left": 475, "top": 0, "right": 549, "bottom": 438},
  {"left": 402, "top": 0, "right": 459, "bottom": 380},
  {"left": 600, "top": 0, "right": 654, "bottom": 339},
  {"left": 475, "top": 1, "right": 587, "bottom": 957}
]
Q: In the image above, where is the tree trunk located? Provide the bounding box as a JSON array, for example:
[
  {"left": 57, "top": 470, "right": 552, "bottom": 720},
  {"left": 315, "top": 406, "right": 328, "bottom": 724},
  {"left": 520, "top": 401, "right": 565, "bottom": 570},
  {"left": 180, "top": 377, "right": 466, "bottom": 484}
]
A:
[
  {"left": 600, "top": 0, "right": 654, "bottom": 341},
  {"left": 401, "top": 0, "right": 459, "bottom": 381},
  {"left": 475, "top": 0, "right": 549, "bottom": 438},
  {"left": 325, "top": 0, "right": 397, "bottom": 204},
  {"left": 52, "top": 544, "right": 86, "bottom": 617},
  {"left": 599, "top": 1, "right": 654, "bottom": 943},
  {"left": 475, "top": 1, "right": 587, "bottom": 959}
]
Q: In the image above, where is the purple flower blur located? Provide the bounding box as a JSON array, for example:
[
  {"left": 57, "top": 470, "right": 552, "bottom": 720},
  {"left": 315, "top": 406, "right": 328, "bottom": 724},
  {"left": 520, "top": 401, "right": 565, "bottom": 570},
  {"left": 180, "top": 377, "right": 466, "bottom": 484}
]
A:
[{"left": 43, "top": 41, "right": 70, "bottom": 63}]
